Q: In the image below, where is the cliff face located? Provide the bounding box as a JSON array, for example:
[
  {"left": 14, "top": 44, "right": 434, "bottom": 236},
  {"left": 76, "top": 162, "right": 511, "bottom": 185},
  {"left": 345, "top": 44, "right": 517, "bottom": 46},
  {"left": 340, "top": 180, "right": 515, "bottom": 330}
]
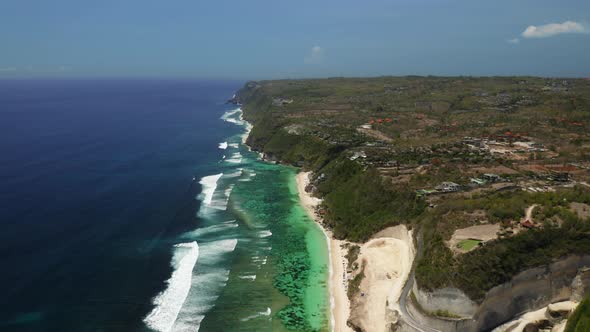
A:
[
  {"left": 413, "top": 285, "right": 478, "bottom": 317},
  {"left": 412, "top": 255, "right": 590, "bottom": 331},
  {"left": 475, "top": 255, "right": 590, "bottom": 331}
]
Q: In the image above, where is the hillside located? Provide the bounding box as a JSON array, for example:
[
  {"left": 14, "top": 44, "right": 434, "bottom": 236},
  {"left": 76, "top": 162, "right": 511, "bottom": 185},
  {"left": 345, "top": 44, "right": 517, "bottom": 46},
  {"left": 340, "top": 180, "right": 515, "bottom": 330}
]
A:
[{"left": 235, "top": 76, "right": 590, "bottom": 301}]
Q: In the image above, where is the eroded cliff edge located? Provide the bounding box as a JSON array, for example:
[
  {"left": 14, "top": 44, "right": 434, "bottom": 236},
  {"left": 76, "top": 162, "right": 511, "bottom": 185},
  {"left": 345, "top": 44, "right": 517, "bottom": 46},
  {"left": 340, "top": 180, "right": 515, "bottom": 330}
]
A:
[{"left": 409, "top": 254, "right": 590, "bottom": 331}]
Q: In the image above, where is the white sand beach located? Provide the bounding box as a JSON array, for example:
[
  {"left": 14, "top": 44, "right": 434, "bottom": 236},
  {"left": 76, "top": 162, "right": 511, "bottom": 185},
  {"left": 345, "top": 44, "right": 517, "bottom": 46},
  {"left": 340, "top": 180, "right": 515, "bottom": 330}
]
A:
[{"left": 296, "top": 172, "right": 353, "bottom": 332}]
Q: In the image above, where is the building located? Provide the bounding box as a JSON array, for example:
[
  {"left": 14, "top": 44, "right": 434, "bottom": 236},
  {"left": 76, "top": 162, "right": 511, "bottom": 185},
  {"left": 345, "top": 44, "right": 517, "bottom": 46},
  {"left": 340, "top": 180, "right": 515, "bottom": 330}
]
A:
[
  {"left": 436, "top": 182, "right": 461, "bottom": 192},
  {"left": 482, "top": 173, "right": 501, "bottom": 182},
  {"left": 548, "top": 171, "right": 570, "bottom": 182},
  {"left": 471, "top": 178, "right": 486, "bottom": 185},
  {"left": 272, "top": 98, "right": 294, "bottom": 106},
  {"left": 349, "top": 151, "right": 367, "bottom": 161}
]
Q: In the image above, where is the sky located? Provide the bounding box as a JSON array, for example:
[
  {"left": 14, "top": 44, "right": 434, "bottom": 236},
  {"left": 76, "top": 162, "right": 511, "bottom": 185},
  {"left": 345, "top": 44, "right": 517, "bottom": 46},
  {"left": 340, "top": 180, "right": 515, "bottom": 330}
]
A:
[{"left": 0, "top": 0, "right": 589, "bottom": 79}]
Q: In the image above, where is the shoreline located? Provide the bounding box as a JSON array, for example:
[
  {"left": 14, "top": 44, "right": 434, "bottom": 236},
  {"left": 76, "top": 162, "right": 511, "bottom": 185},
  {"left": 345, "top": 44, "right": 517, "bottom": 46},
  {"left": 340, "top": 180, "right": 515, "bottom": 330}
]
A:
[
  {"left": 241, "top": 106, "right": 413, "bottom": 331},
  {"left": 239, "top": 107, "right": 351, "bottom": 331},
  {"left": 238, "top": 109, "right": 334, "bottom": 330},
  {"left": 295, "top": 171, "right": 353, "bottom": 332}
]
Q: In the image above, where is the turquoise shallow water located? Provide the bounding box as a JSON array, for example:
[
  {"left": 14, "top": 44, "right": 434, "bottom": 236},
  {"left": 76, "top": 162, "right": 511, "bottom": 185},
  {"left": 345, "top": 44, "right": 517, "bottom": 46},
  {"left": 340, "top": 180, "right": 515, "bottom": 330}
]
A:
[{"left": 148, "top": 108, "right": 330, "bottom": 331}]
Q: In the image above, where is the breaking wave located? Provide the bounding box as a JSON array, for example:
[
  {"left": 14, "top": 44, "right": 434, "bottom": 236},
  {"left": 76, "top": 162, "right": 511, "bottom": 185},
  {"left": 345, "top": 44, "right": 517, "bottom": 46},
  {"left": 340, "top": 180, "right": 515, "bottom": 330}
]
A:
[
  {"left": 225, "top": 152, "right": 242, "bottom": 164},
  {"left": 143, "top": 242, "right": 199, "bottom": 332},
  {"left": 207, "top": 184, "right": 234, "bottom": 211},
  {"left": 181, "top": 221, "right": 238, "bottom": 239},
  {"left": 198, "top": 174, "right": 223, "bottom": 205},
  {"left": 171, "top": 239, "right": 238, "bottom": 331},
  {"left": 218, "top": 142, "right": 228, "bottom": 150}
]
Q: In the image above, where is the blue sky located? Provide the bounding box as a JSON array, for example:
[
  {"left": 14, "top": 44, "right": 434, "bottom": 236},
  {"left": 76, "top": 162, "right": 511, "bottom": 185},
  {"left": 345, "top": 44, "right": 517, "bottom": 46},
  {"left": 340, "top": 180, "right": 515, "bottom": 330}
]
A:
[{"left": 1, "top": 0, "right": 589, "bottom": 78}]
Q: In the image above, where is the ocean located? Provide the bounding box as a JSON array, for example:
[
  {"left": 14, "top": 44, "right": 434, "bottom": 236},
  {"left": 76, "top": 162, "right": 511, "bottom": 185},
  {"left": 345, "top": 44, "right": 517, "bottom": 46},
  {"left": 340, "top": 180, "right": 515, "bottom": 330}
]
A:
[{"left": 0, "top": 79, "right": 330, "bottom": 332}]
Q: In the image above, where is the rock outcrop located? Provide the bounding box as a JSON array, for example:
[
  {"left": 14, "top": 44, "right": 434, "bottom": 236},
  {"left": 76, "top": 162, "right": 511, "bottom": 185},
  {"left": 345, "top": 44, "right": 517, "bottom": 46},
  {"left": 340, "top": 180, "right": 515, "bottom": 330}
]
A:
[{"left": 411, "top": 255, "right": 590, "bottom": 331}]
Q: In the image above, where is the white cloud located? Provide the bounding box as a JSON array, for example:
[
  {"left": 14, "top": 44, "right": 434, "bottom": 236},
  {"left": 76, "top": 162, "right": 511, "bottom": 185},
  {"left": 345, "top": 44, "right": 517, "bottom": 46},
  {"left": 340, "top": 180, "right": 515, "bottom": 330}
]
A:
[
  {"left": 522, "top": 21, "right": 586, "bottom": 38},
  {"left": 507, "top": 38, "right": 520, "bottom": 44},
  {"left": 304, "top": 46, "right": 324, "bottom": 64}
]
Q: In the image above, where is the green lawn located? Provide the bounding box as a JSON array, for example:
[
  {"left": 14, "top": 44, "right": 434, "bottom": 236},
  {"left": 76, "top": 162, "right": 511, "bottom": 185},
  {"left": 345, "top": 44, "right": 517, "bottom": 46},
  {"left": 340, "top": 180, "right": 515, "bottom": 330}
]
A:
[{"left": 458, "top": 239, "right": 482, "bottom": 251}]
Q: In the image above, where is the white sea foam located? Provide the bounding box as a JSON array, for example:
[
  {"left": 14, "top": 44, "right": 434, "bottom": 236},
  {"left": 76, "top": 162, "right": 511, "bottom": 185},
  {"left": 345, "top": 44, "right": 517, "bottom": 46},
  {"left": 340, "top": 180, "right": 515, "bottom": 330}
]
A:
[
  {"left": 221, "top": 108, "right": 245, "bottom": 126},
  {"left": 201, "top": 239, "right": 238, "bottom": 262},
  {"left": 181, "top": 222, "right": 238, "bottom": 239},
  {"left": 208, "top": 184, "right": 234, "bottom": 211},
  {"left": 225, "top": 152, "right": 242, "bottom": 164},
  {"left": 171, "top": 271, "right": 228, "bottom": 332},
  {"left": 258, "top": 230, "right": 272, "bottom": 238},
  {"left": 169, "top": 238, "right": 238, "bottom": 331},
  {"left": 228, "top": 143, "right": 239, "bottom": 148},
  {"left": 239, "top": 111, "right": 253, "bottom": 143},
  {"left": 240, "top": 308, "right": 271, "bottom": 322},
  {"left": 218, "top": 142, "right": 228, "bottom": 150},
  {"left": 221, "top": 108, "right": 241, "bottom": 121},
  {"left": 242, "top": 126, "right": 252, "bottom": 144},
  {"left": 224, "top": 118, "right": 242, "bottom": 125},
  {"left": 224, "top": 169, "right": 243, "bottom": 178},
  {"left": 143, "top": 242, "right": 199, "bottom": 332},
  {"left": 198, "top": 174, "right": 223, "bottom": 205},
  {"left": 220, "top": 108, "right": 253, "bottom": 144},
  {"left": 253, "top": 256, "right": 268, "bottom": 266},
  {"left": 238, "top": 274, "right": 257, "bottom": 281}
]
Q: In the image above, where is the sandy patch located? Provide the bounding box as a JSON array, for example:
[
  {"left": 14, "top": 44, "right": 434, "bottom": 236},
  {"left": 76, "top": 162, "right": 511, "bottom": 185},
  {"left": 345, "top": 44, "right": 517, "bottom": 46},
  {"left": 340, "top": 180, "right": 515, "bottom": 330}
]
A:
[
  {"left": 448, "top": 224, "right": 500, "bottom": 253},
  {"left": 296, "top": 172, "right": 353, "bottom": 332},
  {"left": 570, "top": 202, "right": 590, "bottom": 219},
  {"left": 349, "top": 226, "right": 414, "bottom": 332},
  {"left": 357, "top": 127, "right": 394, "bottom": 142}
]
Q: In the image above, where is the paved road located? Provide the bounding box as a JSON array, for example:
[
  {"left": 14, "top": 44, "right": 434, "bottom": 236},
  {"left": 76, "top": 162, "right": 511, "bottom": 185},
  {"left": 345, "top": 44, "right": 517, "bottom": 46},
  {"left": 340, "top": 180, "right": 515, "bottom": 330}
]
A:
[
  {"left": 397, "top": 230, "right": 441, "bottom": 332},
  {"left": 398, "top": 270, "right": 441, "bottom": 332}
]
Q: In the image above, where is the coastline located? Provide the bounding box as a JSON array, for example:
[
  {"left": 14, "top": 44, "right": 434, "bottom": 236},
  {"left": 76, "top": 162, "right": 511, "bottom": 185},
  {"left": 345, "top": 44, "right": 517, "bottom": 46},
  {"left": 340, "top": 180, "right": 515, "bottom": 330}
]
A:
[
  {"left": 295, "top": 171, "right": 353, "bottom": 332},
  {"left": 239, "top": 105, "right": 348, "bottom": 330},
  {"left": 240, "top": 106, "right": 412, "bottom": 331}
]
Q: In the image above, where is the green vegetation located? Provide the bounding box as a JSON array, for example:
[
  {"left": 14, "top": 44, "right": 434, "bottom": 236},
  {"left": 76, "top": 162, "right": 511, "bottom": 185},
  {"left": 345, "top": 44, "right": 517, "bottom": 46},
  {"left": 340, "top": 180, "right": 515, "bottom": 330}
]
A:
[
  {"left": 322, "top": 166, "right": 425, "bottom": 242},
  {"left": 433, "top": 310, "right": 461, "bottom": 319},
  {"left": 455, "top": 220, "right": 590, "bottom": 300},
  {"left": 345, "top": 244, "right": 360, "bottom": 268},
  {"left": 237, "top": 76, "right": 590, "bottom": 302},
  {"left": 347, "top": 266, "right": 365, "bottom": 300},
  {"left": 565, "top": 294, "right": 590, "bottom": 332},
  {"left": 457, "top": 239, "right": 482, "bottom": 251},
  {"left": 417, "top": 187, "right": 590, "bottom": 301}
]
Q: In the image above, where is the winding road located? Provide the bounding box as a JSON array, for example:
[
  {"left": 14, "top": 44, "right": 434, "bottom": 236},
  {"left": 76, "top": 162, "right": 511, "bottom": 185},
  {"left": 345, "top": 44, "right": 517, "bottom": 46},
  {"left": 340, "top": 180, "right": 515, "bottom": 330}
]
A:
[
  {"left": 398, "top": 271, "right": 441, "bottom": 332},
  {"left": 397, "top": 230, "right": 441, "bottom": 332}
]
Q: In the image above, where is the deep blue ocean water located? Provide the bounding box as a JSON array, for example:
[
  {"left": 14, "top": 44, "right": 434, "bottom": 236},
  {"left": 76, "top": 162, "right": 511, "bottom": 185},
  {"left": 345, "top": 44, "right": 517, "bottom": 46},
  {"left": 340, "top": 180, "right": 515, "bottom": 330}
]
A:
[
  {"left": 0, "top": 79, "right": 330, "bottom": 332},
  {"left": 0, "top": 79, "right": 242, "bottom": 331}
]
